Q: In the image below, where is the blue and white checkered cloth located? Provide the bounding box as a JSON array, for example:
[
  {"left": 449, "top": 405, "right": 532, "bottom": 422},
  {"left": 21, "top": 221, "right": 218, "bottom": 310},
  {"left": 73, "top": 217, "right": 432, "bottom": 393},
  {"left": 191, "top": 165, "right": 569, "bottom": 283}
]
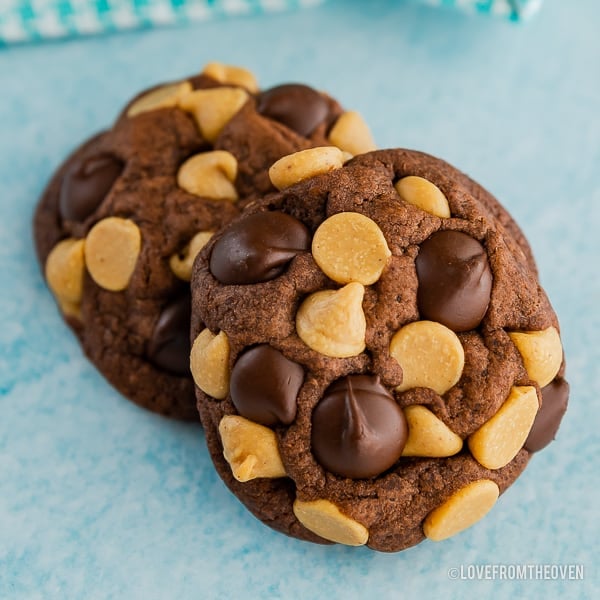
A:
[
  {"left": 0, "top": 0, "right": 324, "bottom": 44},
  {"left": 415, "top": 0, "right": 543, "bottom": 21},
  {"left": 0, "top": 0, "right": 545, "bottom": 45}
]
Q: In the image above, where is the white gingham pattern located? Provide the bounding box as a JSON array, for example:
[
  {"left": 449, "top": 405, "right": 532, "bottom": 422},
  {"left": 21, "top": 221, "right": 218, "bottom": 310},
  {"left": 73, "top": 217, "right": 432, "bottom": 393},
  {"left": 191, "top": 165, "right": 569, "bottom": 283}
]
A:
[
  {"left": 415, "top": 0, "right": 544, "bottom": 21},
  {"left": 0, "top": 0, "right": 544, "bottom": 45},
  {"left": 0, "top": 0, "right": 325, "bottom": 44}
]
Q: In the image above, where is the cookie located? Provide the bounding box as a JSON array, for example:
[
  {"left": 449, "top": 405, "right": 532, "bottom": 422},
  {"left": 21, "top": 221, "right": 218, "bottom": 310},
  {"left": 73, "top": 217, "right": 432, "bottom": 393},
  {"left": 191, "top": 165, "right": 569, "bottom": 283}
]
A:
[
  {"left": 190, "top": 148, "right": 568, "bottom": 551},
  {"left": 34, "top": 62, "right": 376, "bottom": 420}
]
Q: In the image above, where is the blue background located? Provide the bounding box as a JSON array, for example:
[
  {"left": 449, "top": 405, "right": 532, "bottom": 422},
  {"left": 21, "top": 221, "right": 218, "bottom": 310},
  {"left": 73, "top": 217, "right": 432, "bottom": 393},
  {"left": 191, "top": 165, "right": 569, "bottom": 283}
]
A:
[{"left": 1, "top": 1, "right": 598, "bottom": 598}]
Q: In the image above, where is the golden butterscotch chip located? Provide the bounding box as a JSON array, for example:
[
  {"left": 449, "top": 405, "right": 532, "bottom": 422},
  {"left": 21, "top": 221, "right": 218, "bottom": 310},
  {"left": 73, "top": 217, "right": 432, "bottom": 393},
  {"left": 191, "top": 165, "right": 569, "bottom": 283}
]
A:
[
  {"left": 312, "top": 212, "right": 391, "bottom": 285},
  {"left": 202, "top": 62, "right": 259, "bottom": 94},
  {"left": 126, "top": 81, "right": 193, "bottom": 118},
  {"left": 423, "top": 479, "right": 499, "bottom": 542},
  {"left": 468, "top": 386, "right": 539, "bottom": 470},
  {"left": 179, "top": 87, "right": 249, "bottom": 143},
  {"left": 293, "top": 499, "right": 368, "bottom": 546},
  {"left": 508, "top": 327, "right": 563, "bottom": 388},
  {"left": 402, "top": 405, "right": 463, "bottom": 457},
  {"left": 169, "top": 231, "right": 214, "bottom": 281},
  {"left": 190, "top": 329, "right": 230, "bottom": 399},
  {"left": 58, "top": 299, "right": 82, "bottom": 320},
  {"left": 390, "top": 320, "right": 465, "bottom": 395},
  {"left": 45, "top": 238, "right": 85, "bottom": 307},
  {"left": 219, "top": 415, "right": 286, "bottom": 482},
  {"left": 296, "top": 282, "right": 366, "bottom": 358},
  {"left": 395, "top": 176, "right": 451, "bottom": 219},
  {"left": 177, "top": 151, "right": 239, "bottom": 201},
  {"left": 84, "top": 217, "right": 141, "bottom": 292},
  {"left": 269, "top": 147, "right": 345, "bottom": 191},
  {"left": 327, "top": 111, "right": 377, "bottom": 156}
]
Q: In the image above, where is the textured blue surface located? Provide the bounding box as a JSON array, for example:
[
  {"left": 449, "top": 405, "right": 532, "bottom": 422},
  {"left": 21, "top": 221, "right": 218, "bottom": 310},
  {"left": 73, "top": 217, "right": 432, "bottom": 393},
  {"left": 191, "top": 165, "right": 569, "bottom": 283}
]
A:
[{"left": 1, "top": 1, "right": 599, "bottom": 598}]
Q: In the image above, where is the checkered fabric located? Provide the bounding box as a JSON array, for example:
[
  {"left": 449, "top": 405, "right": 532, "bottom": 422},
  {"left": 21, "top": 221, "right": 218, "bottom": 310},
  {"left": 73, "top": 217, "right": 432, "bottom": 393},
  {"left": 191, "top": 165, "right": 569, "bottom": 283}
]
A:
[
  {"left": 414, "top": 0, "right": 543, "bottom": 21},
  {"left": 0, "top": 0, "right": 544, "bottom": 45},
  {"left": 0, "top": 0, "right": 324, "bottom": 44}
]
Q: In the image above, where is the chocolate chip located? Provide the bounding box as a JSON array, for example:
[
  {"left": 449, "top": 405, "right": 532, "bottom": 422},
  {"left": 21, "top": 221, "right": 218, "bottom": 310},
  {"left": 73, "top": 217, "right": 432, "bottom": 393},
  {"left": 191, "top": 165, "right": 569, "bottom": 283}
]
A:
[
  {"left": 209, "top": 211, "right": 310, "bottom": 285},
  {"left": 415, "top": 230, "right": 493, "bottom": 332},
  {"left": 311, "top": 375, "right": 408, "bottom": 479},
  {"left": 147, "top": 293, "right": 191, "bottom": 376},
  {"left": 256, "top": 84, "right": 330, "bottom": 137},
  {"left": 525, "top": 378, "right": 569, "bottom": 452},
  {"left": 230, "top": 345, "right": 304, "bottom": 426},
  {"left": 59, "top": 154, "right": 123, "bottom": 222}
]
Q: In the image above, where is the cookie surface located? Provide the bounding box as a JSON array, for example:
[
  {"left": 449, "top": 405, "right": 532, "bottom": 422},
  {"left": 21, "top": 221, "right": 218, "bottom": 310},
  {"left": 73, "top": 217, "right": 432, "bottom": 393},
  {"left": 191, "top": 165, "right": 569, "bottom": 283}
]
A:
[
  {"left": 34, "top": 63, "right": 378, "bottom": 419},
  {"left": 191, "top": 148, "right": 568, "bottom": 551}
]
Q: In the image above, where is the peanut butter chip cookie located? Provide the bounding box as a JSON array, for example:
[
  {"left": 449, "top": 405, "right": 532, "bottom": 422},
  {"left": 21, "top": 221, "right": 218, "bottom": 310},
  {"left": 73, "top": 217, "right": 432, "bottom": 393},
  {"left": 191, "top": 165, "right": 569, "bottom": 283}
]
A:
[
  {"left": 34, "top": 63, "right": 376, "bottom": 419},
  {"left": 191, "top": 148, "right": 567, "bottom": 551}
]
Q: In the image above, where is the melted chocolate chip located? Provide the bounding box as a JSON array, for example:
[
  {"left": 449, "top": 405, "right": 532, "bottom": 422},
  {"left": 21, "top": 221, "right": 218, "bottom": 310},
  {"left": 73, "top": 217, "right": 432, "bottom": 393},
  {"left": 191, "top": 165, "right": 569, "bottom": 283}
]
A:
[
  {"left": 525, "top": 378, "right": 569, "bottom": 452},
  {"left": 59, "top": 154, "right": 123, "bottom": 222},
  {"left": 230, "top": 345, "right": 304, "bottom": 426},
  {"left": 209, "top": 211, "right": 310, "bottom": 285},
  {"left": 415, "top": 230, "right": 493, "bottom": 332},
  {"left": 311, "top": 375, "right": 408, "bottom": 479},
  {"left": 256, "top": 84, "right": 330, "bottom": 137},
  {"left": 147, "top": 293, "right": 191, "bottom": 376}
]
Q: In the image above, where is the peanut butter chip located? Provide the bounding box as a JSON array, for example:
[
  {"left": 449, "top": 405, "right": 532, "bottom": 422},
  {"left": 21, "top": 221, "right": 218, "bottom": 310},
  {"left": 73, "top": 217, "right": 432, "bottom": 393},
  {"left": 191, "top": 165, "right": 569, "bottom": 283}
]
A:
[
  {"left": 423, "top": 479, "right": 499, "bottom": 542},
  {"left": 58, "top": 300, "right": 82, "bottom": 320},
  {"left": 190, "top": 329, "right": 230, "bottom": 399},
  {"left": 293, "top": 499, "right": 368, "bottom": 546},
  {"left": 84, "top": 217, "right": 141, "bottom": 292},
  {"left": 219, "top": 415, "right": 286, "bottom": 482},
  {"left": 312, "top": 212, "right": 391, "bottom": 285},
  {"left": 177, "top": 151, "right": 238, "bottom": 201},
  {"left": 395, "top": 176, "right": 451, "bottom": 219},
  {"left": 169, "top": 231, "right": 214, "bottom": 281},
  {"left": 296, "top": 282, "right": 366, "bottom": 358},
  {"left": 508, "top": 327, "right": 563, "bottom": 388},
  {"left": 468, "top": 386, "right": 539, "bottom": 470},
  {"left": 390, "top": 320, "right": 465, "bottom": 395},
  {"left": 402, "top": 405, "right": 463, "bottom": 457},
  {"left": 202, "top": 62, "right": 259, "bottom": 93},
  {"left": 327, "top": 111, "right": 377, "bottom": 156},
  {"left": 268, "top": 147, "right": 345, "bottom": 191},
  {"left": 45, "top": 238, "right": 85, "bottom": 307},
  {"left": 179, "top": 87, "right": 249, "bottom": 143},
  {"left": 126, "top": 81, "right": 193, "bottom": 118}
]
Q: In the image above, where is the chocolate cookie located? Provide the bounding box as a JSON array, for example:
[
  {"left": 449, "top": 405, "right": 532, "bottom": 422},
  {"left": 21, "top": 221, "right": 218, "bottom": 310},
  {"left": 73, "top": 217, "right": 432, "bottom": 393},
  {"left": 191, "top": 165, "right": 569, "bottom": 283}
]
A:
[
  {"left": 34, "top": 62, "right": 376, "bottom": 420},
  {"left": 190, "top": 147, "right": 568, "bottom": 551}
]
